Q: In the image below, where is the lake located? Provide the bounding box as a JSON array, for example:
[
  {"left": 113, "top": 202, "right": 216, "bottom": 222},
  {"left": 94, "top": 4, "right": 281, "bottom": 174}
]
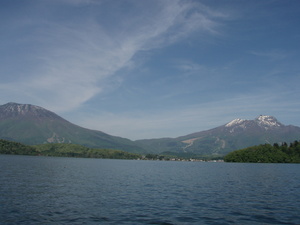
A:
[{"left": 0, "top": 155, "right": 299, "bottom": 224}]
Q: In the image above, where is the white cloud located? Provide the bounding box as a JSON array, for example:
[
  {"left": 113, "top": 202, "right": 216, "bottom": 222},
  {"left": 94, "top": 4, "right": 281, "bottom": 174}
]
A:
[
  {"left": 249, "top": 50, "right": 288, "bottom": 61},
  {"left": 1, "top": 0, "right": 225, "bottom": 112},
  {"left": 175, "top": 60, "right": 208, "bottom": 75}
]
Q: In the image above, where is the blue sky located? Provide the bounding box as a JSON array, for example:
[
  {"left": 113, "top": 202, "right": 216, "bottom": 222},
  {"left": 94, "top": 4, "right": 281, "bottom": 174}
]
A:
[{"left": 1, "top": 0, "right": 300, "bottom": 140}]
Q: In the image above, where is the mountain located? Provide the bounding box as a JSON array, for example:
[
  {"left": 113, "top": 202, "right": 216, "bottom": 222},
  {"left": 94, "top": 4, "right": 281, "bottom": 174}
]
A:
[
  {"left": 136, "top": 115, "right": 300, "bottom": 156},
  {"left": 1, "top": 102, "right": 300, "bottom": 157},
  {"left": 0, "top": 102, "right": 144, "bottom": 153}
]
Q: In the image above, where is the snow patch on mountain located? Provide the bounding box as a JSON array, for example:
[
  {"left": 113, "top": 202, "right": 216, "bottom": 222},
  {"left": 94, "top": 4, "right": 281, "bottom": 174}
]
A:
[
  {"left": 4, "top": 102, "right": 45, "bottom": 115},
  {"left": 0, "top": 102, "right": 63, "bottom": 121},
  {"left": 225, "top": 118, "right": 246, "bottom": 127},
  {"left": 255, "top": 115, "right": 282, "bottom": 128}
]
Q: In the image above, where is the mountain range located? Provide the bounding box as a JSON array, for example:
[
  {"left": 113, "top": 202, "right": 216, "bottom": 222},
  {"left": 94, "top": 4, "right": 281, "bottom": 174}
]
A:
[
  {"left": 136, "top": 115, "right": 300, "bottom": 156},
  {"left": 0, "top": 102, "right": 144, "bottom": 153},
  {"left": 1, "top": 102, "right": 300, "bottom": 157}
]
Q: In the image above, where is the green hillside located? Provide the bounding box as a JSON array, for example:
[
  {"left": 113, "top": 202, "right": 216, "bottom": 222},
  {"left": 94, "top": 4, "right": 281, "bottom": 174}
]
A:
[
  {"left": 34, "top": 143, "right": 141, "bottom": 159},
  {"left": 0, "top": 139, "right": 141, "bottom": 160},
  {"left": 0, "top": 139, "right": 38, "bottom": 155},
  {"left": 224, "top": 141, "right": 300, "bottom": 163}
]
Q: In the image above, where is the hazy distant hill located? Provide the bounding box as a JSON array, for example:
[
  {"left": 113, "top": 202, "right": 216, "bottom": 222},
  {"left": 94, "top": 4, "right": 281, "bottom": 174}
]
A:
[
  {"left": 0, "top": 102, "right": 144, "bottom": 153},
  {"left": 136, "top": 115, "right": 300, "bottom": 156}
]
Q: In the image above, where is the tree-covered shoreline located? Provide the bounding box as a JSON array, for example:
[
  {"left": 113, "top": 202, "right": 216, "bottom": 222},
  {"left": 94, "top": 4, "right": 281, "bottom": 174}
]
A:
[
  {"left": 0, "top": 139, "right": 141, "bottom": 160},
  {"left": 224, "top": 140, "right": 300, "bottom": 163},
  {"left": 0, "top": 139, "right": 38, "bottom": 155},
  {"left": 3, "top": 138, "right": 300, "bottom": 163},
  {"left": 0, "top": 139, "right": 223, "bottom": 161}
]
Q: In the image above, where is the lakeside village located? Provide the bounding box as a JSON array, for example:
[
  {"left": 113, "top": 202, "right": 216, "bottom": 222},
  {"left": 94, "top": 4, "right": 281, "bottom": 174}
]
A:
[{"left": 138, "top": 154, "right": 224, "bottom": 162}]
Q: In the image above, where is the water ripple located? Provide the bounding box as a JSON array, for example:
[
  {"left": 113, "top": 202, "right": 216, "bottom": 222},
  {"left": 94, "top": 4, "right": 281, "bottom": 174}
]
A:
[{"left": 1, "top": 156, "right": 300, "bottom": 224}]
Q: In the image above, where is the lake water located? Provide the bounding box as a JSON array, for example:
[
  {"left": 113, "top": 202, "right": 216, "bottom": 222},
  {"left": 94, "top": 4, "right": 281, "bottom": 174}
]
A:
[{"left": 0, "top": 155, "right": 299, "bottom": 224}]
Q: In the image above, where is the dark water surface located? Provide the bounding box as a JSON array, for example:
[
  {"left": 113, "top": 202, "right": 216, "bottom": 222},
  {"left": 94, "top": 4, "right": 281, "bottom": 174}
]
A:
[{"left": 0, "top": 155, "right": 299, "bottom": 224}]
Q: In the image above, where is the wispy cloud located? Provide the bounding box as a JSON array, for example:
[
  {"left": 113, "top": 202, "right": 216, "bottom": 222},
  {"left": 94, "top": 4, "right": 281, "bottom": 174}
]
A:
[
  {"left": 175, "top": 60, "right": 207, "bottom": 74},
  {"left": 249, "top": 50, "right": 288, "bottom": 61},
  {"left": 0, "top": 0, "right": 225, "bottom": 112}
]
